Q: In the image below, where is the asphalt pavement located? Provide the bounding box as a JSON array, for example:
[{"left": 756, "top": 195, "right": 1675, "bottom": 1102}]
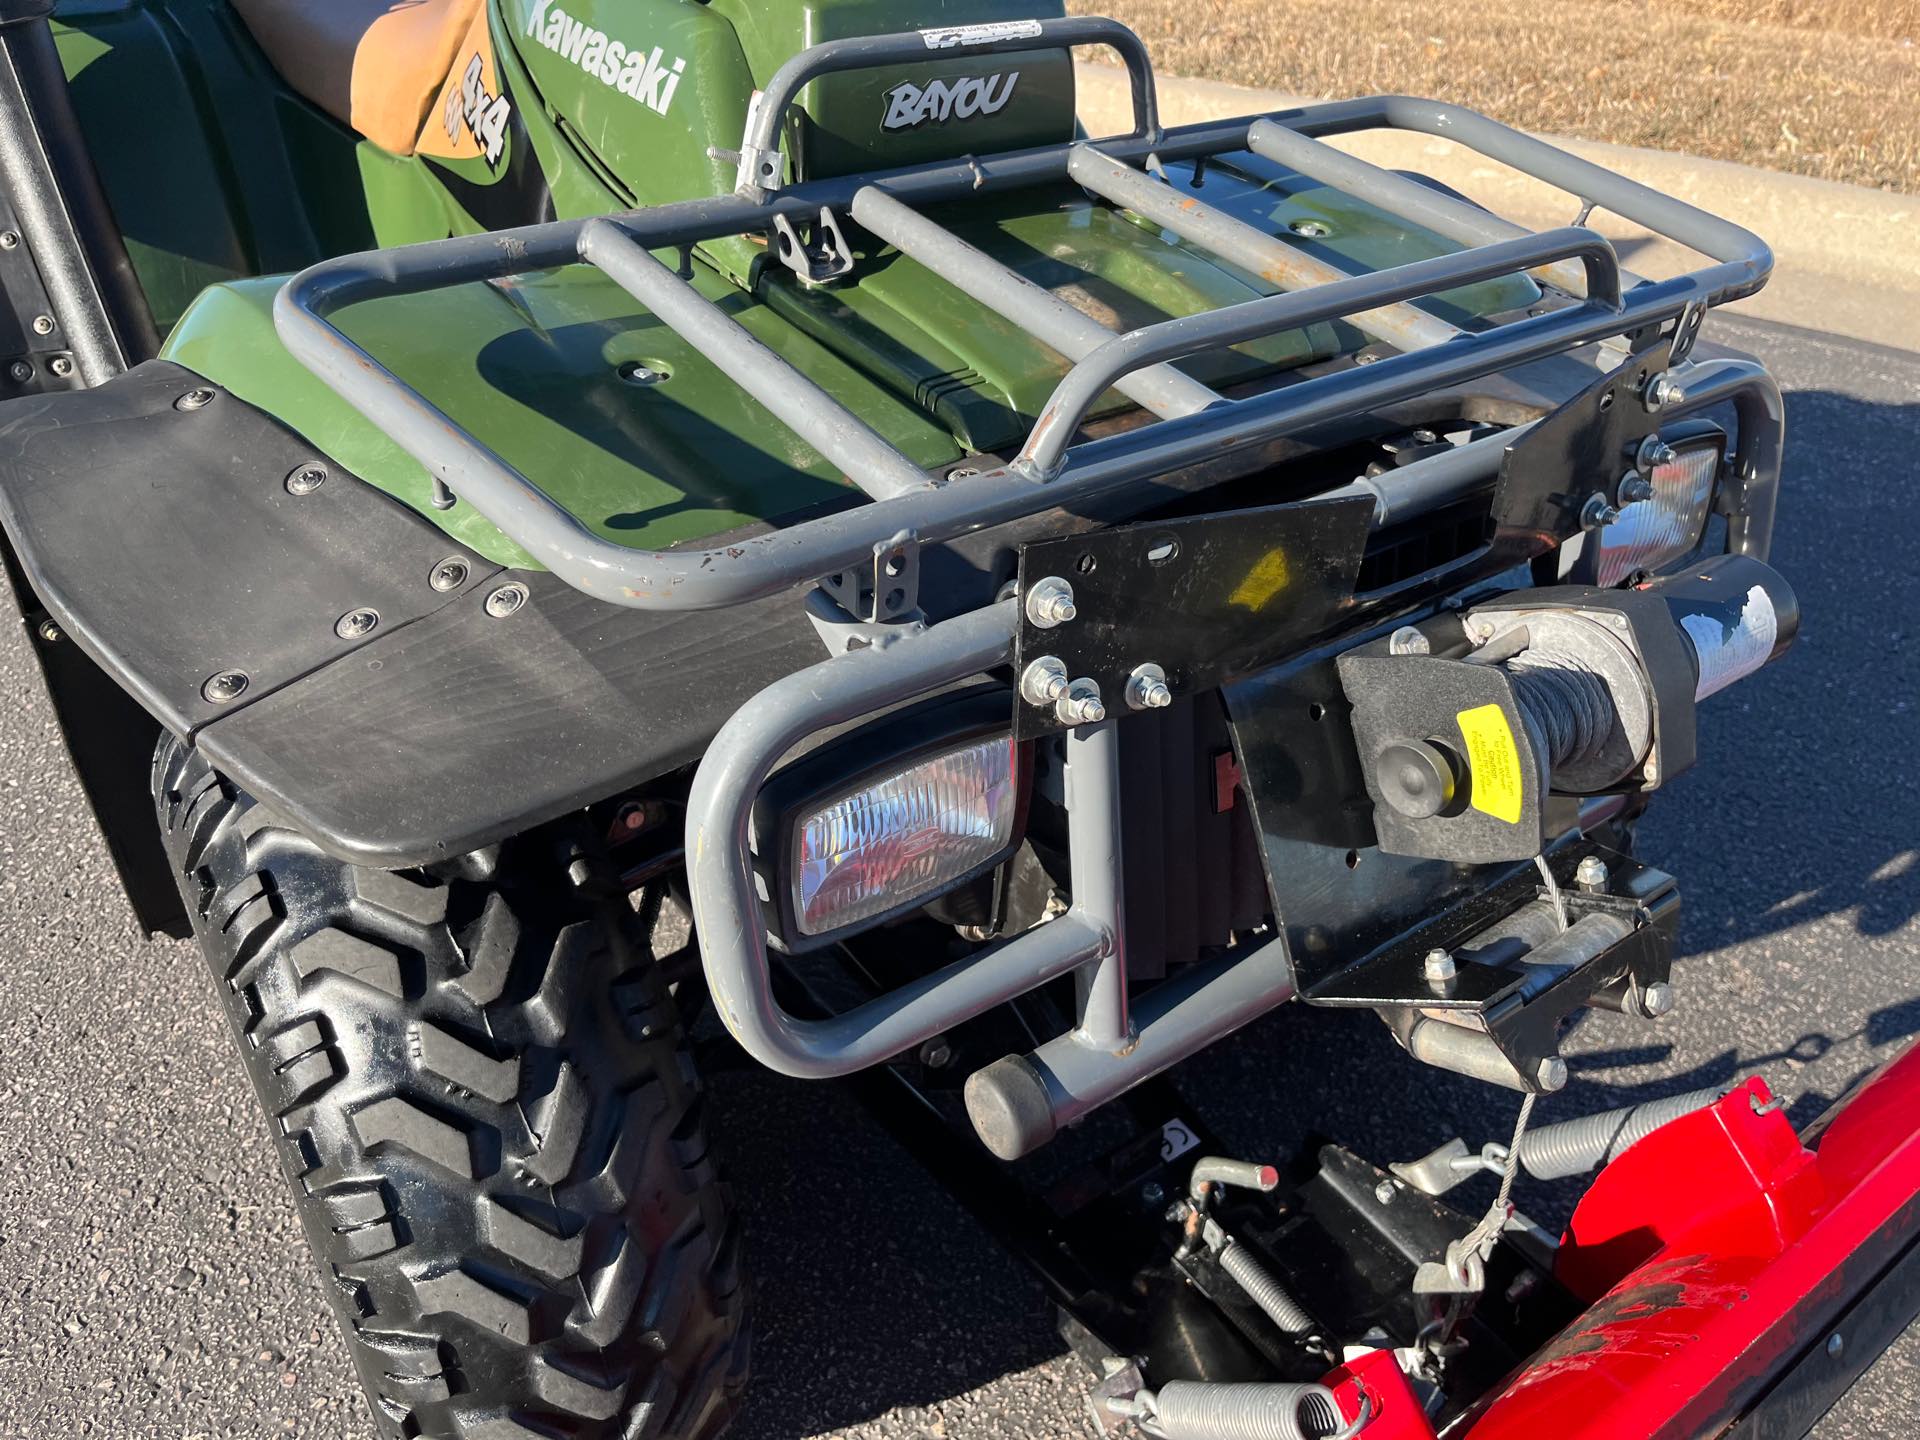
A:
[{"left": 0, "top": 313, "right": 1914, "bottom": 1439}]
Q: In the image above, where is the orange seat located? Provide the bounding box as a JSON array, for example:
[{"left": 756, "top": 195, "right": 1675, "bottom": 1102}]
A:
[{"left": 229, "top": 0, "right": 488, "bottom": 158}]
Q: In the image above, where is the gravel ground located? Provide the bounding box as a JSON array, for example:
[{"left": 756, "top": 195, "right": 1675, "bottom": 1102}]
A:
[{"left": 0, "top": 312, "right": 1914, "bottom": 1438}]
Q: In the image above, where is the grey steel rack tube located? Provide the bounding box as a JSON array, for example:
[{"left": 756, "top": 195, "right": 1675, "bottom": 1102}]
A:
[
  {"left": 685, "top": 599, "right": 1118, "bottom": 1079},
  {"left": 579, "top": 218, "right": 932, "bottom": 502},
  {"left": 1018, "top": 225, "right": 1623, "bottom": 478},
  {"left": 737, "top": 14, "right": 1161, "bottom": 196},
  {"left": 848, "top": 184, "right": 1221, "bottom": 420},
  {"left": 1243, "top": 118, "right": 1595, "bottom": 299},
  {"left": 1067, "top": 144, "right": 1463, "bottom": 355}
]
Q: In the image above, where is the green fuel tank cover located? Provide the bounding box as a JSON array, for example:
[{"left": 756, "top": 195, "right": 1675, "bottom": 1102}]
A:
[{"left": 159, "top": 266, "right": 964, "bottom": 569}]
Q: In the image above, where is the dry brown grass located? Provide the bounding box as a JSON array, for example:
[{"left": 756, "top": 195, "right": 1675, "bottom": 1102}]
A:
[{"left": 1071, "top": 0, "right": 1920, "bottom": 191}]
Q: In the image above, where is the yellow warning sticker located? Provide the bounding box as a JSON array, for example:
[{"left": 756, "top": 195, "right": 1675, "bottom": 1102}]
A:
[{"left": 1456, "top": 704, "right": 1524, "bottom": 824}]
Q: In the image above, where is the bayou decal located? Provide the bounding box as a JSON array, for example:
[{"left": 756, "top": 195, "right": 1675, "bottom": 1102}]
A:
[{"left": 881, "top": 71, "right": 1021, "bottom": 131}]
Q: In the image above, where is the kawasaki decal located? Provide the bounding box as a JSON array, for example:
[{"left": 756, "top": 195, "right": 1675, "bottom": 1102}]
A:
[
  {"left": 521, "top": 0, "right": 686, "bottom": 116},
  {"left": 882, "top": 71, "right": 1021, "bottom": 131}
]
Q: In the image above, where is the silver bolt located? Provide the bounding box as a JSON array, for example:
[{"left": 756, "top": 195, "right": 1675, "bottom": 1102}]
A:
[
  {"left": 1635, "top": 435, "right": 1678, "bottom": 473},
  {"left": 1536, "top": 1056, "right": 1569, "bottom": 1092},
  {"left": 919, "top": 1037, "right": 953, "bottom": 1069},
  {"left": 1126, "top": 663, "right": 1173, "bottom": 711},
  {"left": 285, "top": 464, "right": 327, "bottom": 496},
  {"left": 1026, "top": 576, "right": 1077, "bottom": 629},
  {"left": 1388, "top": 625, "right": 1431, "bottom": 656},
  {"left": 0, "top": 230, "right": 17, "bottom": 248},
  {"left": 31, "top": 315, "right": 52, "bottom": 336},
  {"left": 1056, "top": 678, "right": 1106, "bottom": 726},
  {"left": 175, "top": 387, "right": 216, "bottom": 411},
  {"left": 484, "top": 582, "right": 528, "bottom": 618},
  {"left": 1619, "top": 473, "right": 1656, "bottom": 504},
  {"left": 1423, "top": 947, "right": 1457, "bottom": 984},
  {"left": 48, "top": 356, "right": 71, "bottom": 378},
  {"left": 1827, "top": 1332, "right": 1845, "bottom": 1359},
  {"left": 1373, "top": 1179, "right": 1396, "bottom": 1205},
  {"left": 36, "top": 619, "right": 61, "bottom": 643},
  {"left": 334, "top": 608, "right": 379, "bottom": 640},
  {"left": 8, "top": 361, "right": 30, "bottom": 383},
  {"left": 1289, "top": 218, "right": 1332, "bottom": 238},
  {"left": 1574, "top": 855, "right": 1610, "bottom": 892},
  {"left": 1581, "top": 493, "right": 1622, "bottom": 530},
  {"left": 1020, "top": 655, "right": 1070, "bottom": 707},
  {"left": 1355, "top": 351, "right": 1381, "bottom": 365},
  {"left": 1640, "top": 981, "right": 1675, "bottom": 1018},
  {"left": 616, "top": 360, "right": 666, "bottom": 386},
  {"left": 201, "top": 670, "right": 249, "bottom": 704},
  {"left": 1643, "top": 372, "right": 1681, "bottom": 411},
  {"left": 1643, "top": 757, "right": 1660, "bottom": 785},
  {"left": 429, "top": 557, "right": 470, "bottom": 593}
]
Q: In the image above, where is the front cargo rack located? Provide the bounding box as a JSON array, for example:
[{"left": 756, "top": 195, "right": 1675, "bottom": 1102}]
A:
[{"left": 271, "top": 16, "right": 1784, "bottom": 1152}]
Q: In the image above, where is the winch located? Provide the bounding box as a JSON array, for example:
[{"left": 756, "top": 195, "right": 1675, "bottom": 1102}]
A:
[{"left": 1339, "top": 554, "right": 1798, "bottom": 863}]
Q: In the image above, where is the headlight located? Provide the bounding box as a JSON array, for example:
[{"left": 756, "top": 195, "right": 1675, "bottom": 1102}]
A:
[
  {"left": 755, "top": 690, "right": 1027, "bottom": 950},
  {"left": 1559, "top": 422, "right": 1724, "bottom": 587}
]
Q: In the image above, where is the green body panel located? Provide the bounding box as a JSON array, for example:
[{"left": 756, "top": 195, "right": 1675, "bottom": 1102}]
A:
[
  {"left": 709, "top": 0, "right": 1075, "bottom": 182},
  {"left": 63, "top": 0, "right": 1540, "bottom": 568},
  {"left": 160, "top": 269, "right": 963, "bottom": 566},
  {"left": 766, "top": 196, "right": 1341, "bottom": 454}
]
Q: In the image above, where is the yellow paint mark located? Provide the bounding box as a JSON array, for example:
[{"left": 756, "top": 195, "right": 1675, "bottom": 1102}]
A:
[
  {"left": 1456, "top": 704, "right": 1524, "bottom": 824},
  {"left": 1229, "top": 547, "right": 1291, "bottom": 611}
]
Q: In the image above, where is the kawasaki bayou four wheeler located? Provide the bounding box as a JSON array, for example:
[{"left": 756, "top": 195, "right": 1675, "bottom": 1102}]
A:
[{"left": 1, "top": 1, "right": 1909, "bottom": 1437}]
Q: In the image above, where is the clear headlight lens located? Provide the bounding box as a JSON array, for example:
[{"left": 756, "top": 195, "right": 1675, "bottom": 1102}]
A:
[
  {"left": 1592, "top": 444, "right": 1719, "bottom": 586},
  {"left": 792, "top": 734, "right": 1019, "bottom": 937}
]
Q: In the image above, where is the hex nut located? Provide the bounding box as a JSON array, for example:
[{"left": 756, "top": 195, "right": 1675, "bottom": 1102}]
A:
[
  {"left": 484, "top": 583, "right": 529, "bottom": 618},
  {"left": 1574, "top": 855, "right": 1610, "bottom": 892},
  {"left": 1125, "top": 662, "right": 1173, "bottom": 711},
  {"left": 1640, "top": 980, "right": 1676, "bottom": 1018},
  {"left": 1581, "top": 493, "right": 1622, "bottom": 530},
  {"left": 1055, "top": 678, "right": 1105, "bottom": 726},
  {"left": 1020, "top": 656, "right": 1070, "bottom": 707},
  {"left": 1026, "top": 576, "right": 1077, "bottom": 629},
  {"left": 36, "top": 619, "right": 61, "bottom": 643},
  {"left": 1536, "top": 1056, "right": 1569, "bottom": 1092},
  {"left": 1422, "top": 948, "right": 1457, "bottom": 984}
]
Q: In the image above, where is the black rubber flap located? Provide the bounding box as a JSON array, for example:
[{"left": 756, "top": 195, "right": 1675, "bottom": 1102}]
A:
[{"left": 0, "top": 361, "right": 499, "bottom": 733}]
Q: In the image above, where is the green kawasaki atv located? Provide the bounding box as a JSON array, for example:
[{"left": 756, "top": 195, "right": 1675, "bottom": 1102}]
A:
[{"left": 0, "top": 1, "right": 1820, "bottom": 1437}]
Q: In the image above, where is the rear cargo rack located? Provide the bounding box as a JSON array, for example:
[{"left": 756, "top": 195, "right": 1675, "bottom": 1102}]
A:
[
  {"left": 274, "top": 15, "right": 1771, "bottom": 616},
  {"left": 271, "top": 17, "right": 1783, "bottom": 1142}
]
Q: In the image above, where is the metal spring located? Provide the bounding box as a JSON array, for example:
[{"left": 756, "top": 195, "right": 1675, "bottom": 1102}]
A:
[
  {"left": 1146, "top": 1380, "right": 1356, "bottom": 1440},
  {"left": 1218, "top": 1240, "right": 1317, "bottom": 1335},
  {"left": 1514, "top": 1086, "right": 1725, "bottom": 1180},
  {"left": 1506, "top": 651, "right": 1615, "bottom": 771}
]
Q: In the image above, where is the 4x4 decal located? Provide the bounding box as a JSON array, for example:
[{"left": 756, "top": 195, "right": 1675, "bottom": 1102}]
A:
[{"left": 445, "top": 53, "right": 511, "bottom": 168}]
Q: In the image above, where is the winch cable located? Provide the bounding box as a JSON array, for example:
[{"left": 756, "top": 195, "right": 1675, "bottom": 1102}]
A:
[{"left": 1507, "top": 650, "right": 1616, "bottom": 774}]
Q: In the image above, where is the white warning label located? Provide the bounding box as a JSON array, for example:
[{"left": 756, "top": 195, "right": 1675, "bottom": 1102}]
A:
[
  {"left": 921, "top": 19, "right": 1045, "bottom": 49},
  {"left": 1684, "top": 583, "right": 1778, "bottom": 699}
]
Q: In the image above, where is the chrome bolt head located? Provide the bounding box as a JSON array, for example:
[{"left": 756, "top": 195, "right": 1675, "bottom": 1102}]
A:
[
  {"left": 1388, "top": 625, "right": 1431, "bottom": 656},
  {"left": 1373, "top": 1179, "right": 1396, "bottom": 1205},
  {"left": 1423, "top": 947, "right": 1457, "bottom": 984},
  {"left": 8, "top": 361, "right": 30, "bottom": 383},
  {"left": 48, "top": 357, "right": 71, "bottom": 378},
  {"left": 1289, "top": 218, "right": 1332, "bottom": 238},
  {"left": 429, "top": 557, "right": 470, "bottom": 593},
  {"left": 1643, "top": 371, "right": 1681, "bottom": 411},
  {"left": 1126, "top": 662, "right": 1173, "bottom": 711},
  {"left": 1619, "top": 472, "right": 1656, "bottom": 504},
  {"left": 36, "top": 619, "right": 61, "bottom": 643},
  {"left": 1581, "top": 493, "right": 1622, "bottom": 529},
  {"left": 1574, "top": 855, "right": 1610, "bottom": 892},
  {"left": 1635, "top": 434, "right": 1678, "bottom": 473},
  {"left": 484, "top": 583, "right": 528, "bottom": 618},
  {"left": 285, "top": 463, "right": 327, "bottom": 496},
  {"left": 175, "top": 387, "right": 216, "bottom": 411},
  {"left": 1026, "top": 576, "right": 1077, "bottom": 629},
  {"left": 1640, "top": 980, "right": 1675, "bottom": 1018},
  {"left": 334, "top": 608, "right": 379, "bottom": 640},
  {"left": 0, "top": 230, "right": 17, "bottom": 249},
  {"left": 1056, "top": 678, "right": 1106, "bottom": 727},
  {"left": 31, "top": 315, "right": 53, "bottom": 336},
  {"left": 201, "top": 670, "right": 249, "bottom": 704},
  {"left": 1020, "top": 655, "right": 1070, "bottom": 707},
  {"left": 1536, "top": 1056, "right": 1569, "bottom": 1092}
]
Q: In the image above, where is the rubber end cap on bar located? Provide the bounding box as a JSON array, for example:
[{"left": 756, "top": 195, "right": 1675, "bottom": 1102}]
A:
[{"left": 966, "top": 1055, "right": 1057, "bottom": 1161}]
